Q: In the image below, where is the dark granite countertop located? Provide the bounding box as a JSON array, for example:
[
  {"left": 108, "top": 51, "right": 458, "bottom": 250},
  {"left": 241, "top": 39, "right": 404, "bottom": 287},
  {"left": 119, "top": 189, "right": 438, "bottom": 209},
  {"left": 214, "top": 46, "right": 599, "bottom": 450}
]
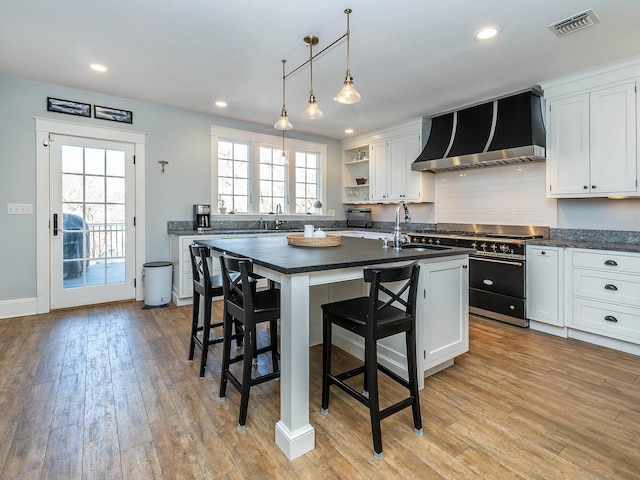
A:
[
  {"left": 196, "top": 236, "right": 472, "bottom": 275},
  {"left": 526, "top": 238, "right": 640, "bottom": 254},
  {"left": 168, "top": 227, "right": 391, "bottom": 236}
]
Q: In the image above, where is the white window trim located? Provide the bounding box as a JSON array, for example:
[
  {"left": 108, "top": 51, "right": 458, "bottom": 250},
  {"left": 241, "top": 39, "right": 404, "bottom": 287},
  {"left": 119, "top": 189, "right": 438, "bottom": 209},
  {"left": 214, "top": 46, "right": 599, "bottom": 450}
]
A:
[{"left": 210, "top": 125, "right": 327, "bottom": 216}]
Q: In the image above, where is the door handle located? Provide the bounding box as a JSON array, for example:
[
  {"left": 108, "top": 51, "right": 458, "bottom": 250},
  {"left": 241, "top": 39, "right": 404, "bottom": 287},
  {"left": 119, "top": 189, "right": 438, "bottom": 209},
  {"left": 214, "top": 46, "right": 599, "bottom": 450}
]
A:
[{"left": 53, "top": 213, "right": 58, "bottom": 236}]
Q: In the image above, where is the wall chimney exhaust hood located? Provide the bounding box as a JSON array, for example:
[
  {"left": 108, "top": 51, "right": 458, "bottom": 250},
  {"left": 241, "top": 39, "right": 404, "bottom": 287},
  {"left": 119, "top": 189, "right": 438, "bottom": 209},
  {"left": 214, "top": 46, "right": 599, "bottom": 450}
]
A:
[{"left": 412, "top": 88, "right": 546, "bottom": 173}]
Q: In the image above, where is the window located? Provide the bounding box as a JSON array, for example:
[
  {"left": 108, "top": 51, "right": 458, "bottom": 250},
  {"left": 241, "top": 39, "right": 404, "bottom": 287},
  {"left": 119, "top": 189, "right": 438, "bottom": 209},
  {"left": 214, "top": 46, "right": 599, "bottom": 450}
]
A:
[
  {"left": 217, "top": 141, "right": 249, "bottom": 213},
  {"left": 295, "top": 151, "right": 319, "bottom": 213},
  {"left": 211, "top": 126, "right": 326, "bottom": 215},
  {"left": 259, "top": 146, "right": 286, "bottom": 213}
]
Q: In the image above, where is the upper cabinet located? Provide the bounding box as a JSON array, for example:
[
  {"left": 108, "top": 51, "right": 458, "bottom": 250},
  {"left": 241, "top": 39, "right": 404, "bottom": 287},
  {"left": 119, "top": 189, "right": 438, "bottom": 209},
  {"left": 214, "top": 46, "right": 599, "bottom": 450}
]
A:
[
  {"left": 342, "top": 118, "right": 434, "bottom": 204},
  {"left": 543, "top": 59, "right": 640, "bottom": 198}
]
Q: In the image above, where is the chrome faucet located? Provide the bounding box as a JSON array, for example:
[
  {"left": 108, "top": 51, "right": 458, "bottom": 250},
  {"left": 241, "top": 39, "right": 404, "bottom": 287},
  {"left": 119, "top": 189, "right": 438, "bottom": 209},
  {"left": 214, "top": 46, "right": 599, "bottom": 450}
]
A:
[
  {"left": 274, "top": 203, "right": 283, "bottom": 229},
  {"left": 393, "top": 201, "right": 411, "bottom": 250}
]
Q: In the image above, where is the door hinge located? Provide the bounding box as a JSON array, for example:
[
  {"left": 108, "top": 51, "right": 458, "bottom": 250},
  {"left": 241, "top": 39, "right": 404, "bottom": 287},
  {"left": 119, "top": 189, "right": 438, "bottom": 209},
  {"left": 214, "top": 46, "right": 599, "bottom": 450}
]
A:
[
  {"left": 134, "top": 278, "right": 137, "bottom": 288},
  {"left": 133, "top": 216, "right": 136, "bottom": 226},
  {"left": 423, "top": 350, "right": 426, "bottom": 359},
  {"left": 133, "top": 155, "right": 136, "bottom": 165}
]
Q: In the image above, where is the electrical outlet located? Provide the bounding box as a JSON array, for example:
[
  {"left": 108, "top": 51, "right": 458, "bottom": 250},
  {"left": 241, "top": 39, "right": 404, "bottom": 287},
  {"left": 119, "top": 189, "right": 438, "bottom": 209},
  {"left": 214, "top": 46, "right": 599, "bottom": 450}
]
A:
[{"left": 7, "top": 203, "right": 33, "bottom": 215}]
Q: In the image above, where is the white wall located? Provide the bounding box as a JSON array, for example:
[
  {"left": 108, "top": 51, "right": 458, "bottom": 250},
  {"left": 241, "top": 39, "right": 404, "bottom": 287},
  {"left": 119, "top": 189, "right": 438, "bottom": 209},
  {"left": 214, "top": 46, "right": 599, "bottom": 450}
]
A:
[
  {"left": 435, "top": 162, "right": 557, "bottom": 227},
  {"left": 0, "top": 75, "right": 342, "bottom": 303}
]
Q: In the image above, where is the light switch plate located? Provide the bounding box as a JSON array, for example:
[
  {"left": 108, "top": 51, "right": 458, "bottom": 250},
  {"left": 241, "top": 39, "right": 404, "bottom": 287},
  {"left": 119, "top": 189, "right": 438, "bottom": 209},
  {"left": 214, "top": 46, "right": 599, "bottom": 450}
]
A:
[{"left": 7, "top": 203, "right": 33, "bottom": 215}]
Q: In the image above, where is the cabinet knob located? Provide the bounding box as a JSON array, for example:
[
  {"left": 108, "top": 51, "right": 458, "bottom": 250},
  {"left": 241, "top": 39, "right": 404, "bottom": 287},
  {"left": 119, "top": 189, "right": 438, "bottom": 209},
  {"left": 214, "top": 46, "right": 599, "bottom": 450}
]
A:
[
  {"left": 592, "top": 185, "right": 597, "bottom": 189},
  {"left": 604, "top": 284, "right": 618, "bottom": 291},
  {"left": 583, "top": 185, "right": 588, "bottom": 189},
  {"left": 509, "top": 305, "right": 515, "bottom": 310},
  {"left": 604, "top": 260, "right": 618, "bottom": 266},
  {"left": 541, "top": 251, "right": 546, "bottom": 255},
  {"left": 604, "top": 315, "right": 618, "bottom": 323}
]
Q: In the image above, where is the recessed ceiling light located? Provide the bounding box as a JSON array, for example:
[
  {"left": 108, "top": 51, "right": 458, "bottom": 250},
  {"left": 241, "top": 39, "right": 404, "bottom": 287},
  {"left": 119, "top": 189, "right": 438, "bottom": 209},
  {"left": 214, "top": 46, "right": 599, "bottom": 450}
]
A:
[
  {"left": 215, "top": 100, "right": 227, "bottom": 108},
  {"left": 90, "top": 63, "right": 108, "bottom": 72},
  {"left": 344, "top": 128, "right": 354, "bottom": 134},
  {"left": 474, "top": 26, "right": 501, "bottom": 41}
]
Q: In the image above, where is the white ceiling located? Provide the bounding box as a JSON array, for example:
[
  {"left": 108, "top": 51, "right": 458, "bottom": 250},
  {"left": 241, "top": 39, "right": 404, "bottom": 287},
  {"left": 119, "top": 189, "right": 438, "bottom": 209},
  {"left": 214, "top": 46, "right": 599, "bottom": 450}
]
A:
[{"left": 2, "top": 0, "right": 640, "bottom": 140}]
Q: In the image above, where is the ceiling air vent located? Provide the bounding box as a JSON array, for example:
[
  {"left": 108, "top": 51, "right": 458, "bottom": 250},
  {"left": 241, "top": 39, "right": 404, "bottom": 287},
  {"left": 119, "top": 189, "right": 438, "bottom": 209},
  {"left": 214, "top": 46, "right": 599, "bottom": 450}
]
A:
[{"left": 549, "top": 9, "right": 600, "bottom": 37}]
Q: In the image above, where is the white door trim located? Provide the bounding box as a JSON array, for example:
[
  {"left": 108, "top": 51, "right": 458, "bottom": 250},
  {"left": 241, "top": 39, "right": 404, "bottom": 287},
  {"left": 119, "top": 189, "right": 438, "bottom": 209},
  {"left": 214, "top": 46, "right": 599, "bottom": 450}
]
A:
[{"left": 35, "top": 116, "right": 146, "bottom": 313}]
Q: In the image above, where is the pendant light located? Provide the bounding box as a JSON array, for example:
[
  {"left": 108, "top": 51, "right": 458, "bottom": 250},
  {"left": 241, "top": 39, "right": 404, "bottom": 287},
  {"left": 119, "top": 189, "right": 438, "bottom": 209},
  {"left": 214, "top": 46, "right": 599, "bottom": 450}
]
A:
[
  {"left": 301, "top": 35, "right": 323, "bottom": 119},
  {"left": 274, "top": 59, "right": 293, "bottom": 130},
  {"left": 335, "top": 9, "right": 361, "bottom": 104}
]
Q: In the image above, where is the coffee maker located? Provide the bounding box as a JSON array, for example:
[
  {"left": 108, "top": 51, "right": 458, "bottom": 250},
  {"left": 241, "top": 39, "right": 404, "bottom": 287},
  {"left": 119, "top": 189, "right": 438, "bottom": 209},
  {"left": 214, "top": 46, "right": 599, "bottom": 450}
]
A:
[{"left": 193, "top": 204, "right": 212, "bottom": 231}]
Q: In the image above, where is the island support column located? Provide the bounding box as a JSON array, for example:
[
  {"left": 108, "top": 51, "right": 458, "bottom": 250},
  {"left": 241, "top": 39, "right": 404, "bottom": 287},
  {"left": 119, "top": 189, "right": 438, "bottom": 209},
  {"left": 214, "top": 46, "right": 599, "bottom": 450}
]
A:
[{"left": 275, "top": 273, "right": 315, "bottom": 459}]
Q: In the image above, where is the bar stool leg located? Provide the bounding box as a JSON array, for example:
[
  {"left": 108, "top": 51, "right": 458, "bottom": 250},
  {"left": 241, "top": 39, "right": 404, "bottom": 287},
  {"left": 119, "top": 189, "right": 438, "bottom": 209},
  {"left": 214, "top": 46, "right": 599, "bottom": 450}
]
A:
[
  {"left": 321, "top": 311, "right": 332, "bottom": 414},
  {"left": 406, "top": 327, "right": 423, "bottom": 435},
  {"left": 188, "top": 290, "right": 200, "bottom": 361},
  {"left": 219, "top": 308, "right": 233, "bottom": 401},
  {"left": 237, "top": 323, "right": 254, "bottom": 430},
  {"left": 199, "top": 290, "right": 213, "bottom": 377},
  {"left": 365, "top": 335, "right": 383, "bottom": 460}
]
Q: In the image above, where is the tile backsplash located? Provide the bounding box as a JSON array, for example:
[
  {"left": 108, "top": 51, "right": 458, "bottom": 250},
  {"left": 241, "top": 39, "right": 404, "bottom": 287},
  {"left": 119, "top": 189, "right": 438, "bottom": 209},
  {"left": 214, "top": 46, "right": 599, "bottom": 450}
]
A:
[{"left": 435, "top": 162, "right": 557, "bottom": 227}]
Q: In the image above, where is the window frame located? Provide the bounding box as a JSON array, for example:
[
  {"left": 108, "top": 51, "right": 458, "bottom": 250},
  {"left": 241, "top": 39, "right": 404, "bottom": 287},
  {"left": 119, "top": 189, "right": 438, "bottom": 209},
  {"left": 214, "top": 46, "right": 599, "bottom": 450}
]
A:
[{"left": 211, "top": 126, "right": 327, "bottom": 215}]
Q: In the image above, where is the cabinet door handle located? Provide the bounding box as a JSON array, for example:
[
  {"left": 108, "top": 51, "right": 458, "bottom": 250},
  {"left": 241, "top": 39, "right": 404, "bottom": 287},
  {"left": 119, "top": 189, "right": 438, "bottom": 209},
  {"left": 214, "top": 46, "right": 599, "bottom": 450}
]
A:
[
  {"left": 541, "top": 251, "right": 546, "bottom": 255},
  {"left": 583, "top": 185, "right": 588, "bottom": 189},
  {"left": 604, "top": 315, "right": 618, "bottom": 323},
  {"left": 604, "top": 284, "right": 618, "bottom": 291},
  {"left": 482, "top": 279, "right": 494, "bottom": 286},
  {"left": 592, "top": 185, "right": 597, "bottom": 189},
  {"left": 604, "top": 260, "right": 618, "bottom": 266},
  {"left": 53, "top": 213, "right": 58, "bottom": 236}
]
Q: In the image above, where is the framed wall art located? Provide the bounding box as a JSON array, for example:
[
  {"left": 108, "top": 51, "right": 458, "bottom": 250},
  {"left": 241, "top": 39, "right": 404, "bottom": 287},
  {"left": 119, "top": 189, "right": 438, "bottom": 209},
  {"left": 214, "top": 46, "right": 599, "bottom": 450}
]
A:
[
  {"left": 94, "top": 105, "right": 133, "bottom": 124},
  {"left": 47, "top": 97, "right": 91, "bottom": 117}
]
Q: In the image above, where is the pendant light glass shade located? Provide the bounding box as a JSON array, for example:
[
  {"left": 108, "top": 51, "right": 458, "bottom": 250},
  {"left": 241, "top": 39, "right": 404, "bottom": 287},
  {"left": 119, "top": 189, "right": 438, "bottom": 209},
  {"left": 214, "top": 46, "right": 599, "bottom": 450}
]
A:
[
  {"left": 274, "top": 107, "right": 293, "bottom": 130},
  {"left": 302, "top": 35, "right": 322, "bottom": 119},
  {"left": 274, "top": 59, "right": 293, "bottom": 130},
  {"left": 302, "top": 94, "right": 323, "bottom": 119},
  {"left": 335, "top": 9, "right": 361, "bottom": 105},
  {"left": 336, "top": 73, "right": 361, "bottom": 104}
]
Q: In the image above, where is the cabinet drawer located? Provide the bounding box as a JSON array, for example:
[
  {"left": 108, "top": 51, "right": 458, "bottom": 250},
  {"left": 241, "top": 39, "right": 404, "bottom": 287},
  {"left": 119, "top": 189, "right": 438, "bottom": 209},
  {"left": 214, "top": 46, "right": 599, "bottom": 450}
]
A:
[
  {"left": 573, "top": 268, "right": 640, "bottom": 307},
  {"left": 571, "top": 250, "right": 640, "bottom": 274},
  {"left": 570, "top": 298, "right": 640, "bottom": 343}
]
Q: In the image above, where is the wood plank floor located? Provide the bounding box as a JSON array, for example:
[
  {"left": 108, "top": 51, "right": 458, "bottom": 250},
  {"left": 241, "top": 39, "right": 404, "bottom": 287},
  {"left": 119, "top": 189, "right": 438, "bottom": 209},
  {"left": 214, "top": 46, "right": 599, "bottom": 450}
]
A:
[{"left": 1, "top": 301, "right": 639, "bottom": 479}]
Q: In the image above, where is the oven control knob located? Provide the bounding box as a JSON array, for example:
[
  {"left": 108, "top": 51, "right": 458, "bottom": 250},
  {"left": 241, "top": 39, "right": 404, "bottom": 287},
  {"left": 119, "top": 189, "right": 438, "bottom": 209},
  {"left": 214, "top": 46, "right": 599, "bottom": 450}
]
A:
[
  {"left": 480, "top": 243, "right": 487, "bottom": 250},
  {"left": 471, "top": 242, "right": 477, "bottom": 249},
  {"left": 428, "top": 238, "right": 434, "bottom": 244},
  {"left": 435, "top": 239, "right": 441, "bottom": 245},
  {"left": 490, "top": 243, "right": 497, "bottom": 251}
]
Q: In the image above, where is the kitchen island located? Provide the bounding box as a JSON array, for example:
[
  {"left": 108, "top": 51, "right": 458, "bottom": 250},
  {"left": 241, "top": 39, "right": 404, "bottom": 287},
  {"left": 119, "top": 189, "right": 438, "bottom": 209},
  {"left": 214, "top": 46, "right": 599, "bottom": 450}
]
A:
[{"left": 197, "top": 235, "right": 470, "bottom": 460}]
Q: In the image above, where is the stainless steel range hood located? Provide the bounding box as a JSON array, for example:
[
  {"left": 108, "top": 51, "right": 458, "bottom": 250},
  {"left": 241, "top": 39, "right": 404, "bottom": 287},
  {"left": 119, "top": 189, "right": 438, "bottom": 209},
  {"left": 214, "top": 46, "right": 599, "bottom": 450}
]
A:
[{"left": 412, "top": 88, "right": 546, "bottom": 173}]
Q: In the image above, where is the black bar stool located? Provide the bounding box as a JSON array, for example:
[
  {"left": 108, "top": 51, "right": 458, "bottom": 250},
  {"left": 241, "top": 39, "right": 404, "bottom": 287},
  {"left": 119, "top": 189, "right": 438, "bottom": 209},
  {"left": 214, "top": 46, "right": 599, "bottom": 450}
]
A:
[
  {"left": 188, "top": 244, "right": 244, "bottom": 377},
  {"left": 218, "top": 252, "right": 280, "bottom": 430},
  {"left": 321, "top": 263, "right": 422, "bottom": 460}
]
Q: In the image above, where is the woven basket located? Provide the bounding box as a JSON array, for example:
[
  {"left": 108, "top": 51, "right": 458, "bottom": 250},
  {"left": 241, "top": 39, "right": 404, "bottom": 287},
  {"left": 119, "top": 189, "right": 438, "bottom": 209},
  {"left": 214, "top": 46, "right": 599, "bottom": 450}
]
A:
[{"left": 287, "top": 233, "right": 341, "bottom": 247}]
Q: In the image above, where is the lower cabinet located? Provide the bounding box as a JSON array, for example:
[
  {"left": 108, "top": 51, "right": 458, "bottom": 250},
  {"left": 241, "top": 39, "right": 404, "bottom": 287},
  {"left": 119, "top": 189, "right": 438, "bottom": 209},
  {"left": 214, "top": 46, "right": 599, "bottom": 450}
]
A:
[
  {"left": 526, "top": 245, "right": 564, "bottom": 326},
  {"left": 567, "top": 248, "right": 640, "bottom": 345}
]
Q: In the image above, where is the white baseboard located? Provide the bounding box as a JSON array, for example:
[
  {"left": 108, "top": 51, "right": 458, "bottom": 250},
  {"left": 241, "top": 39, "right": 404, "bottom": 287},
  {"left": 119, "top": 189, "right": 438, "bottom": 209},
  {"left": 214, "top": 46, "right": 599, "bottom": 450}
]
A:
[
  {"left": 0, "top": 297, "right": 38, "bottom": 319},
  {"left": 568, "top": 329, "right": 640, "bottom": 356},
  {"left": 529, "top": 321, "right": 568, "bottom": 338}
]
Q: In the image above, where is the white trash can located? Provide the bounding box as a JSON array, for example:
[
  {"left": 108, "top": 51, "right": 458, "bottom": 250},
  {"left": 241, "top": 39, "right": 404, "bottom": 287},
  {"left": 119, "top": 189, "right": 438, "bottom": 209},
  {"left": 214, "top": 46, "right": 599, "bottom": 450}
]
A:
[{"left": 142, "top": 261, "right": 173, "bottom": 308}]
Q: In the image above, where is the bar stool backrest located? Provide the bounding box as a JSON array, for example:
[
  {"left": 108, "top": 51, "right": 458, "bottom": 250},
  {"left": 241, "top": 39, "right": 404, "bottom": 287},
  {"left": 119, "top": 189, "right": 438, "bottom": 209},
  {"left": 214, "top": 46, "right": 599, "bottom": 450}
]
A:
[
  {"left": 363, "top": 263, "right": 420, "bottom": 321},
  {"left": 219, "top": 252, "right": 256, "bottom": 312}
]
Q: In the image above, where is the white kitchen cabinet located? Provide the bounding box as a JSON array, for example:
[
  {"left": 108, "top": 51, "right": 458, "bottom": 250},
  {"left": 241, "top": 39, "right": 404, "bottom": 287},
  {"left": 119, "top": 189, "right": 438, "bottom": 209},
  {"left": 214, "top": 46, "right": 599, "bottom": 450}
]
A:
[
  {"left": 419, "top": 256, "right": 469, "bottom": 373},
  {"left": 566, "top": 248, "right": 640, "bottom": 346},
  {"left": 342, "top": 145, "right": 370, "bottom": 202},
  {"left": 546, "top": 82, "right": 638, "bottom": 198},
  {"left": 343, "top": 118, "right": 434, "bottom": 204},
  {"left": 526, "top": 245, "right": 564, "bottom": 327}
]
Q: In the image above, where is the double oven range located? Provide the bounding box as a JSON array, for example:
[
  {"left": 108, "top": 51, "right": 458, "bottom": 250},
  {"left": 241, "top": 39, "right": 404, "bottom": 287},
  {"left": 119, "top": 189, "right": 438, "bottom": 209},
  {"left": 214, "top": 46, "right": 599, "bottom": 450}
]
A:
[{"left": 408, "top": 224, "right": 549, "bottom": 327}]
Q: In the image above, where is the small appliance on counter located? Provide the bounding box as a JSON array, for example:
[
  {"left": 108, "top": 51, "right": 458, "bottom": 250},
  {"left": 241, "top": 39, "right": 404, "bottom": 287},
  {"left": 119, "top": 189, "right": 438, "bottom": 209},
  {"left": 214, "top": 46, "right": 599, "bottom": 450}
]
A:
[
  {"left": 346, "top": 208, "right": 372, "bottom": 228},
  {"left": 193, "top": 204, "right": 212, "bottom": 231}
]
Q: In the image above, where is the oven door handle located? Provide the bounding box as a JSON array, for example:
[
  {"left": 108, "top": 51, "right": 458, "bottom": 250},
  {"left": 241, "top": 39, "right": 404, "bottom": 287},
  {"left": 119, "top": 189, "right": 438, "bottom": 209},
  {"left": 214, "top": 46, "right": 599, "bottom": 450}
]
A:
[{"left": 471, "top": 257, "right": 523, "bottom": 267}]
